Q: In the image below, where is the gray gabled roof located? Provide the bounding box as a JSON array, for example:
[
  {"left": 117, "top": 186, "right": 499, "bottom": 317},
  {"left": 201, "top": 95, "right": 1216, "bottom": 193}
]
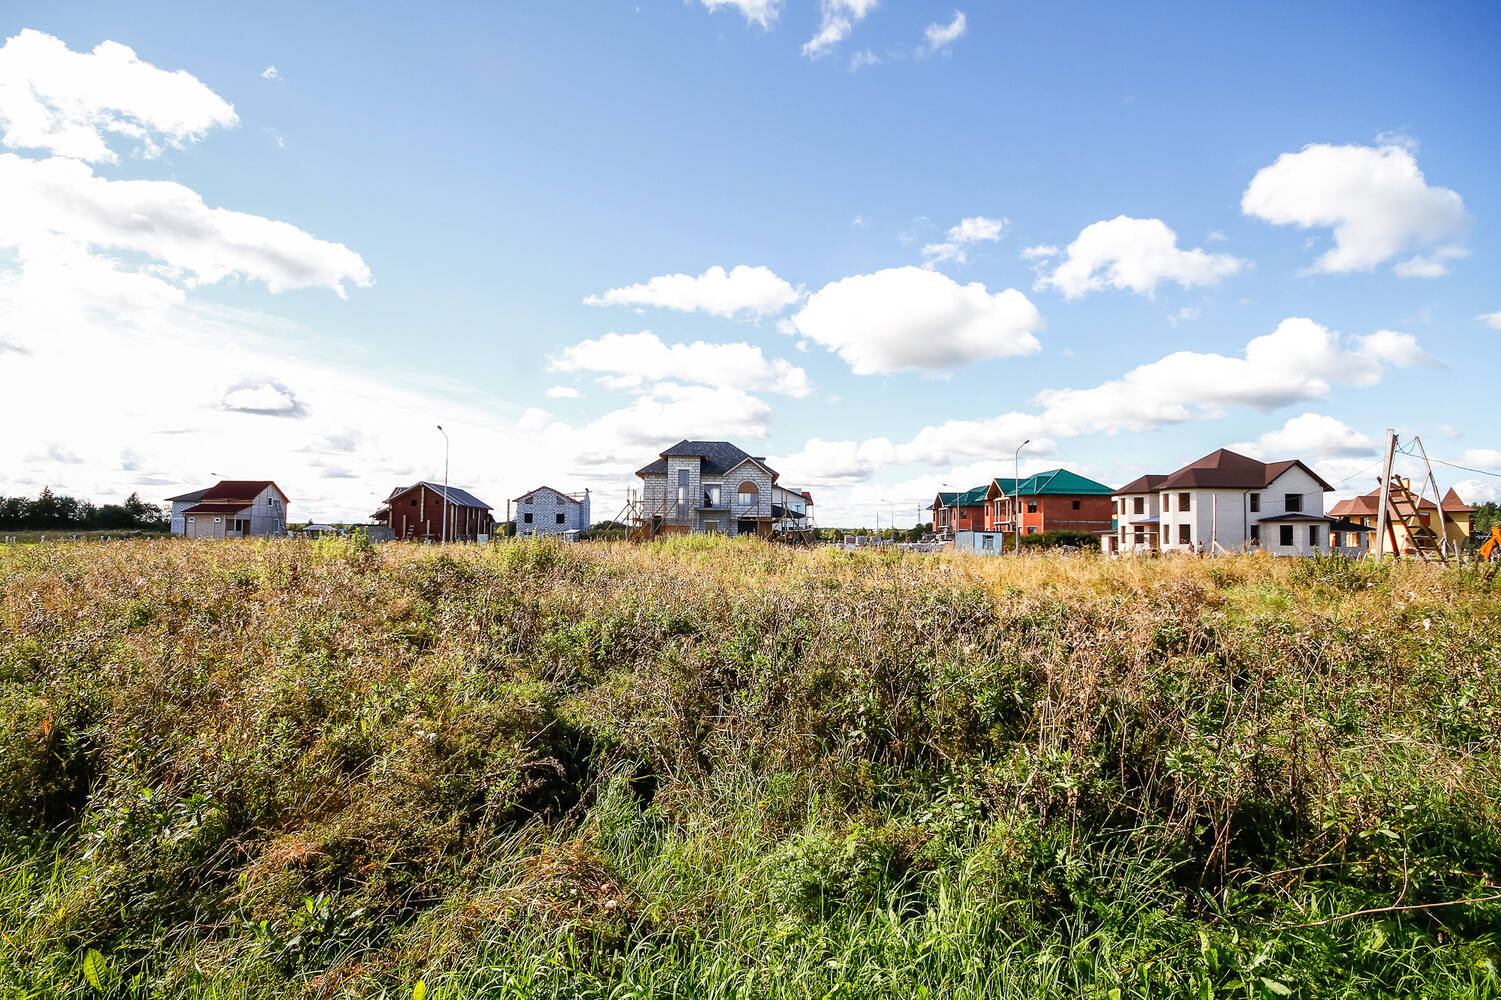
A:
[
  {"left": 384, "top": 481, "right": 492, "bottom": 510},
  {"left": 165, "top": 487, "right": 211, "bottom": 503},
  {"left": 637, "top": 440, "right": 778, "bottom": 478}
]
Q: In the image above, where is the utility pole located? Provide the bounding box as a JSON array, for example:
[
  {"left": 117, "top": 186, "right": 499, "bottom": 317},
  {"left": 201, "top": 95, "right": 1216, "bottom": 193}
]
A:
[
  {"left": 1013, "top": 439, "right": 1029, "bottom": 555},
  {"left": 1375, "top": 428, "right": 1395, "bottom": 559},
  {"left": 436, "top": 425, "right": 451, "bottom": 544}
]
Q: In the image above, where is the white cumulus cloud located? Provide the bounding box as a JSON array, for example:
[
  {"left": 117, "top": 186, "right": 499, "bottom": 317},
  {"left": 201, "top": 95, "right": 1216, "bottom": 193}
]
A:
[
  {"left": 804, "top": 0, "right": 879, "bottom": 58},
  {"left": 0, "top": 29, "right": 237, "bottom": 163},
  {"left": 585, "top": 264, "right": 799, "bottom": 319},
  {"left": 0, "top": 153, "right": 372, "bottom": 296},
  {"left": 1242, "top": 142, "right": 1468, "bottom": 275},
  {"left": 1230, "top": 413, "right": 1378, "bottom": 460},
  {"left": 550, "top": 330, "right": 811, "bottom": 397},
  {"left": 922, "top": 215, "right": 1003, "bottom": 266},
  {"left": 1038, "top": 216, "right": 1244, "bottom": 299},
  {"left": 545, "top": 385, "right": 580, "bottom": 399},
  {"left": 919, "top": 10, "right": 967, "bottom": 54},
  {"left": 1478, "top": 310, "right": 1501, "bottom": 330},
  {"left": 698, "top": 0, "right": 783, "bottom": 29},
  {"left": 788, "top": 266, "right": 1042, "bottom": 375}
]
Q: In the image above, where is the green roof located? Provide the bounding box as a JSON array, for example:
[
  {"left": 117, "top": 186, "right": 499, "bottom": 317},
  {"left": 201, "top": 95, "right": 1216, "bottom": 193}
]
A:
[
  {"left": 957, "top": 485, "right": 990, "bottom": 505},
  {"left": 1009, "top": 468, "right": 1114, "bottom": 496},
  {"left": 930, "top": 490, "right": 961, "bottom": 510}
]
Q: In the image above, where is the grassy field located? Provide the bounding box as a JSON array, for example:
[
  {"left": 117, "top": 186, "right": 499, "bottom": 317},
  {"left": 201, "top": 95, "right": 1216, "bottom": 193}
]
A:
[{"left": 3, "top": 537, "right": 1501, "bottom": 998}]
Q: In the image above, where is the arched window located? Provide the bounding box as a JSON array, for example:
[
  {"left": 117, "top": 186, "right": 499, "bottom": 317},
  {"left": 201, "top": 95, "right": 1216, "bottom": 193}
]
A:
[{"left": 737, "top": 481, "right": 759, "bottom": 507}]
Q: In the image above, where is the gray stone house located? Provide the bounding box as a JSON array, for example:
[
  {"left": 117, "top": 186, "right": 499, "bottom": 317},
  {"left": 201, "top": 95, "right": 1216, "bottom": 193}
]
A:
[
  {"left": 633, "top": 440, "right": 811, "bottom": 538},
  {"left": 514, "top": 486, "right": 590, "bottom": 538}
]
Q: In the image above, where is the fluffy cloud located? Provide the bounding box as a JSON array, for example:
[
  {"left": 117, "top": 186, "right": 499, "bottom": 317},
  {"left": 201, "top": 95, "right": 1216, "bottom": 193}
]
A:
[
  {"left": 1461, "top": 449, "right": 1501, "bottom": 469},
  {"left": 0, "top": 29, "right": 237, "bottom": 162},
  {"left": 919, "top": 10, "right": 967, "bottom": 54},
  {"left": 781, "top": 318, "right": 1423, "bottom": 478},
  {"left": 545, "top": 385, "right": 580, "bottom": 399},
  {"left": 804, "top": 0, "right": 879, "bottom": 58},
  {"left": 260, "top": 65, "right": 278, "bottom": 80},
  {"left": 698, "top": 0, "right": 783, "bottom": 29},
  {"left": 1476, "top": 310, "right": 1501, "bottom": 330},
  {"left": 1230, "top": 413, "right": 1377, "bottom": 460},
  {"left": 1037, "top": 216, "right": 1244, "bottom": 299},
  {"left": 221, "top": 380, "right": 305, "bottom": 417},
  {"left": 1242, "top": 142, "right": 1468, "bottom": 275},
  {"left": 550, "top": 331, "right": 811, "bottom": 397},
  {"left": 922, "top": 215, "right": 1003, "bottom": 266},
  {"left": 585, "top": 264, "right": 799, "bottom": 319},
  {"left": 0, "top": 153, "right": 371, "bottom": 297},
  {"left": 787, "top": 266, "right": 1041, "bottom": 375},
  {"left": 848, "top": 50, "right": 881, "bottom": 72}
]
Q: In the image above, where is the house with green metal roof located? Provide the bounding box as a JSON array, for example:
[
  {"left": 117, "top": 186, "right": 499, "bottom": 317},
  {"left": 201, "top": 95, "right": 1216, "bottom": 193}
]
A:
[
  {"left": 980, "top": 467, "right": 1116, "bottom": 537},
  {"left": 930, "top": 486, "right": 989, "bottom": 539}
]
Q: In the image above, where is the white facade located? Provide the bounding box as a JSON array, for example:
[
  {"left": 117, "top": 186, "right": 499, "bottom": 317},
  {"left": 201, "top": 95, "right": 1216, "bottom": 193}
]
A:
[
  {"left": 515, "top": 486, "right": 590, "bottom": 538},
  {"left": 1112, "top": 490, "right": 1163, "bottom": 555},
  {"left": 1154, "top": 466, "right": 1331, "bottom": 556}
]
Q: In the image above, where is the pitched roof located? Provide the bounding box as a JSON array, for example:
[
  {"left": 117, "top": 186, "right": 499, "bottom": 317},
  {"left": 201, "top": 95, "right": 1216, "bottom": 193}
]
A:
[
  {"left": 201, "top": 480, "right": 285, "bottom": 501},
  {"left": 1116, "top": 474, "right": 1167, "bottom": 495},
  {"left": 1012, "top": 468, "right": 1115, "bottom": 496},
  {"left": 1329, "top": 485, "right": 1474, "bottom": 518},
  {"left": 930, "top": 490, "right": 961, "bottom": 510},
  {"left": 636, "top": 440, "right": 777, "bottom": 478},
  {"left": 384, "top": 482, "right": 492, "bottom": 510},
  {"left": 513, "top": 486, "right": 582, "bottom": 504},
  {"left": 1157, "top": 449, "right": 1333, "bottom": 492},
  {"left": 182, "top": 501, "right": 252, "bottom": 514},
  {"left": 165, "top": 487, "right": 211, "bottom": 503}
]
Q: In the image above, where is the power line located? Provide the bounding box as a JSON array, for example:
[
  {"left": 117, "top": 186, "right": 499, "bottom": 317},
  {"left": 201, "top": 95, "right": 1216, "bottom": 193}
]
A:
[{"left": 1427, "top": 456, "right": 1501, "bottom": 480}]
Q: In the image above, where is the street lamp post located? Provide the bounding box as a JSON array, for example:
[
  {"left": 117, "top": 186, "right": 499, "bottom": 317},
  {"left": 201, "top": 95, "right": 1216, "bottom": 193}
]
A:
[
  {"left": 436, "top": 425, "right": 451, "bottom": 544},
  {"left": 1013, "top": 439, "right": 1029, "bottom": 555},
  {"left": 880, "top": 498, "right": 895, "bottom": 541}
]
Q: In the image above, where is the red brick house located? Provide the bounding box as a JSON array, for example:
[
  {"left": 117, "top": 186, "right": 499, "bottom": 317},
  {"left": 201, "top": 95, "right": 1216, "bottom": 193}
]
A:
[
  {"left": 373, "top": 481, "right": 493, "bottom": 542},
  {"left": 982, "top": 469, "right": 1114, "bottom": 535},
  {"left": 931, "top": 487, "right": 988, "bottom": 539}
]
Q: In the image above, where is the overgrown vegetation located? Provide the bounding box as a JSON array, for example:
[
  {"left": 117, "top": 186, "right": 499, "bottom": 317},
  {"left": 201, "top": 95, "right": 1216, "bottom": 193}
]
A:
[
  {"left": 0, "top": 487, "right": 167, "bottom": 532},
  {"left": 3, "top": 538, "right": 1501, "bottom": 998}
]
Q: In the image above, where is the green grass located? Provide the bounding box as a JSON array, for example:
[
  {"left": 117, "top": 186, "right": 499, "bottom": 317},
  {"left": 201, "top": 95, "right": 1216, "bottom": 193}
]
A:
[{"left": 2, "top": 538, "right": 1500, "bottom": 998}]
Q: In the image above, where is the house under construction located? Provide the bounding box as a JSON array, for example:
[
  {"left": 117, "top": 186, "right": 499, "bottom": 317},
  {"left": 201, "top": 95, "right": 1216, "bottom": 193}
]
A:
[{"left": 620, "top": 440, "right": 815, "bottom": 542}]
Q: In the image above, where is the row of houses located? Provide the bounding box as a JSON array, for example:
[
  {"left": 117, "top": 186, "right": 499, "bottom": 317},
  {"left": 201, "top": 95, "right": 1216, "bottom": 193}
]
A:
[
  {"left": 165, "top": 479, "right": 590, "bottom": 541},
  {"left": 934, "top": 447, "right": 1476, "bottom": 558}
]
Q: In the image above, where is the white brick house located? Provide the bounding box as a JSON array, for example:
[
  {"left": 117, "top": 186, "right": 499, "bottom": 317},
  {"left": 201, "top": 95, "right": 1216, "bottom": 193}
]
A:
[
  {"left": 634, "top": 440, "right": 810, "bottom": 538},
  {"left": 514, "top": 486, "right": 590, "bottom": 538},
  {"left": 1114, "top": 449, "right": 1339, "bottom": 556}
]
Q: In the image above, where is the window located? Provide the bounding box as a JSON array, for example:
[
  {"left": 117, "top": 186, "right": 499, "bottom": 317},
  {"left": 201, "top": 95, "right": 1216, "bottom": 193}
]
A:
[
  {"left": 1279, "top": 525, "right": 1294, "bottom": 546},
  {"left": 1251, "top": 524, "right": 1260, "bottom": 542},
  {"left": 410, "top": 499, "right": 418, "bottom": 506},
  {"left": 1308, "top": 525, "right": 1319, "bottom": 547},
  {"left": 1285, "top": 493, "right": 1302, "bottom": 513},
  {"left": 1071, "top": 500, "right": 1081, "bottom": 510},
  {"left": 704, "top": 519, "right": 721, "bottom": 534},
  {"left": 1134, "top": 530, "right": 1145, "bottom": 545},
  {"left": 1179, "top": 524, "right": 1191, "bottom": 545},
  {"left": 1161, "top": 526, "right": 1169, "bottom": 544},
  {"left": 525, "top": 496, "right": 533, "bottom": 504},
  {"left": 556, "top": 513, "right": 566, "bottom": 524},
  {"left": 704, "top": 485, "right": 721, "bottom": 507},
  {"left": 1026, "top": 526, "right": 1038, "bottom": 534},
  {"left": 1133, "top": 497, "right": 1145, "bottom": 515},
  {"left": 214, "top": 517, "right": 222, "bottom": 523},
  {"left": 523, "top": 512, "right": 533, "bottom": 524},
  {"left": 738, "top": 481, "right": 759, "bottom": 507},
  {"left": 187, "top": 516, "right": 195, "bottom": 523},
  {"left": 1178, "top": 492, "right": 1191, "bottom": 511},
  {"left": 1249, "top": 493, "right": 1260, "bottom": 513},
  {"left": 555, "top": 495, "right": 562, "bottom": 505},
  {"left": 1026, "top": 500, "right": 1037, "bottom": 513}
]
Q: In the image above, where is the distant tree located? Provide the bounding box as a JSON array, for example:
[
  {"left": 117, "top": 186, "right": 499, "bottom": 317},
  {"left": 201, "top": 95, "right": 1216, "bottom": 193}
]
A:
[{"left": 1473, "top": 501, "right": 1500, "bottom": 537}]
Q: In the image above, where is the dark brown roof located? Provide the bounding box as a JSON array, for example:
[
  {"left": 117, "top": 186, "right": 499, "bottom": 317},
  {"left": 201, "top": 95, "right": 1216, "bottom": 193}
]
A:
[
  {"left": 1116, "top": 474, "right": 1167, "bottom": 494},
  {"left": 1157, "top": 449, "right": 1333, "bottom": 492},
  {"left": 165, "top": 487, "right": 210, "bottom": 503},
  {"left": 182, "top": 502, "right": 252, "bottom": 514},
  {"left": 200, "top": 480, "right": 287, "bottom": 502}
]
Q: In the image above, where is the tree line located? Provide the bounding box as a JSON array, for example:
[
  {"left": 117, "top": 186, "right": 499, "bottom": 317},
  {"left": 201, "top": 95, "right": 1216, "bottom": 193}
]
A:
[{"left": 0, "top": 488, "right": 168, "bottom": 532}]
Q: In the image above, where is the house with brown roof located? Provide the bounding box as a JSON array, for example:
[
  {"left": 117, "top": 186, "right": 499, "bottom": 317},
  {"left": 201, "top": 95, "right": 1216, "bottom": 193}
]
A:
[
  {"left": 372, "top": 482, "right": 493, "bottom": 542},
  {"left": 1112, "top": 449, "right": 1364, "bottom": 556},
  {"left": 165, "top": 481, "right": 288, "bottom": 539},
  {"left": 1329, "top": 485, "right": 1473, "bottom": 556}
]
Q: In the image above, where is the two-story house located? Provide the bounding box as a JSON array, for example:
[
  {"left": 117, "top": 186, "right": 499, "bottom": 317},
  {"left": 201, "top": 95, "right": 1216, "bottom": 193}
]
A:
[
  {"left": 373, "top": 482, "right": 493, "bottom": 542},
  {"left": 1138, "top": 448, "right": 1340, "bottom": 556},
  {"left": 1111, "top": 474, "right": 1168, "bottom": 554},
  {"left": 166, "top": 480, "right": 289, "bottom": 539},
  {"left": 1329, "top": 485, "right": 1472, "bottom": 556},
  {"left": 931, "top": 486, "right": 987, "bottom": 539},
  {"left": 515, "top": 486, "right": 590, "bottom": 538},
  {"left": 634, "top": 440, "right": 806, "bottom": 538},
  {"left": 982, "top": 469, "right": 1115, "bottom": 535}
]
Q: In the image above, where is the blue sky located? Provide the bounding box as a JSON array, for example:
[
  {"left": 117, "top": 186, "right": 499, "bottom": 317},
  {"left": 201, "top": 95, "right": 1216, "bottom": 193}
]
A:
[{"left": 1, "top": 1, "right": 1498, "bottom": 525}]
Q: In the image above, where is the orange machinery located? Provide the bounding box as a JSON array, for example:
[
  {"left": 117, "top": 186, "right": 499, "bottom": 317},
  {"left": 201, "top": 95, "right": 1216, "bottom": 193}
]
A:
[{"left": 1481, "top": 526, "right": 1501, "bottom": 562}]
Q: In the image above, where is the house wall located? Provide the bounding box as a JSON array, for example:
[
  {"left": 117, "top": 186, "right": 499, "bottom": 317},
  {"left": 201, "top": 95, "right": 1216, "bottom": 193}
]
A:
[
  {"left": 170, "top": 500, "right": 195, "bottom": 536},
  {"left": 1155, "top": 467, "right": 1328, "bottom": 555},
  {"left": 1013, "top": 494, "right": 1112, "bottom": 535},
  {"left": 246, "top": 485, "right": 288, "bottom": 537},
  {"left": 1112, "top": 491, "right": 1161, "bottom": 554},
  {"left": 516, "top": 487, "right": 588, "bottom": 537},
  {"left": 183, "top": 512, "right": 228, "bottom": 539},
  {"left": 721, "top": 459, "right": 775, "bottom": 536},
  {"left": 949, "top": 504, "right": 985, "bottom": 534}
]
